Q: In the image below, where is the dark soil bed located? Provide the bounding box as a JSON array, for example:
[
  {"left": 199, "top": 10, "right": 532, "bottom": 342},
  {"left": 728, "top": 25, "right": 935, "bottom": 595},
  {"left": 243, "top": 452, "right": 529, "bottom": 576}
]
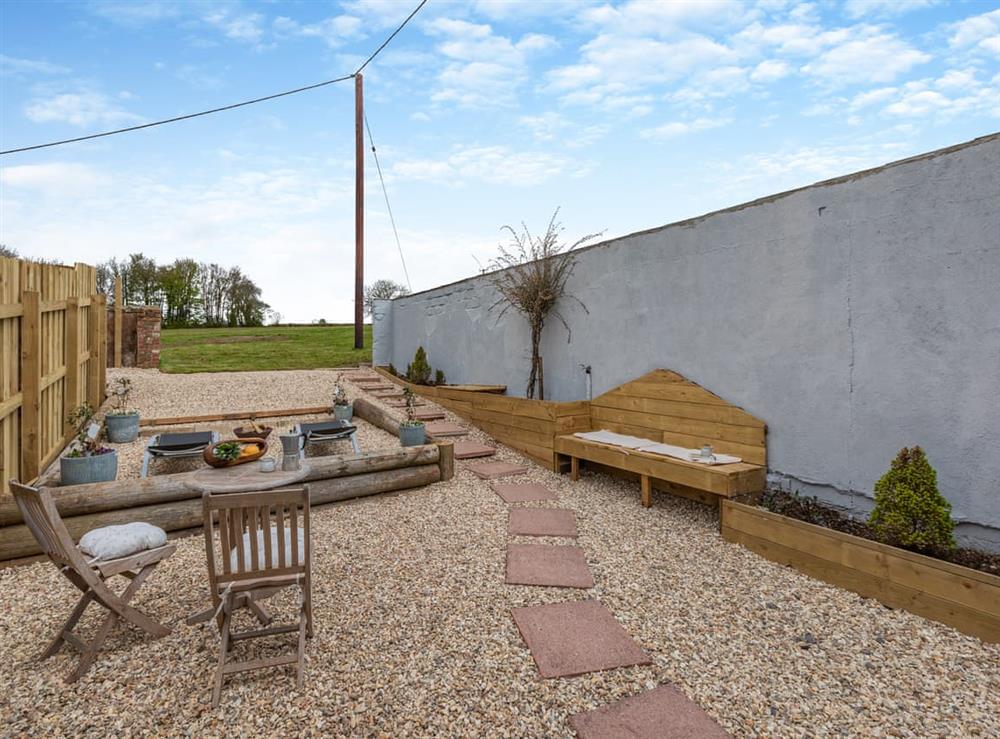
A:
[{"left": 740, "top": 489, "right": 1000, "bottom": 577}]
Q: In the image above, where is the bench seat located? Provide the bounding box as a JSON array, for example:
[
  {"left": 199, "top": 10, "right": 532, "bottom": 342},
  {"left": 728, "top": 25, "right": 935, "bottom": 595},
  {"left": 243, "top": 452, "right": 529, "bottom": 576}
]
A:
[{"left": 554, "top": 434, "right": 765, "bottom": 506}]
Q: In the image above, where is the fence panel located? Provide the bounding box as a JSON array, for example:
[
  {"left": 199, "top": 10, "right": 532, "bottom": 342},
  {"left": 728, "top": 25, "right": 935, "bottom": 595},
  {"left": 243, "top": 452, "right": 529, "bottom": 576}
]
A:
[{"left": 0, "top": 257, "right": 104, "bottom": 499}]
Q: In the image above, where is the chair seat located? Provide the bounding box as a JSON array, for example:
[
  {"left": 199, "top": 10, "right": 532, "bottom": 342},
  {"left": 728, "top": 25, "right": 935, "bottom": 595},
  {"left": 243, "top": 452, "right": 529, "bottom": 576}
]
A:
[
  {"left": 79, "top": 522, "right": 168, "bottom": 561},
  {"left": 148, "top": 431, "right": 215, "bottom": 454}
]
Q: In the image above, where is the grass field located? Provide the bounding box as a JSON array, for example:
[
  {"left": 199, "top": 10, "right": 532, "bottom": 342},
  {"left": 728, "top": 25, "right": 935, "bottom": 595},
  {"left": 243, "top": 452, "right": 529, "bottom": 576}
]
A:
[{"left": 159, "top": 324, "right": 373, "bottom": 373}]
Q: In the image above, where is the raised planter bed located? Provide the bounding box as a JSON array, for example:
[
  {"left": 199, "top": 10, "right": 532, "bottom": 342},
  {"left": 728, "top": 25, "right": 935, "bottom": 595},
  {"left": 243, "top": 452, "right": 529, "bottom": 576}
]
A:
[{"left": 720, "top": 500, "right": 1000, "bottom": 643}]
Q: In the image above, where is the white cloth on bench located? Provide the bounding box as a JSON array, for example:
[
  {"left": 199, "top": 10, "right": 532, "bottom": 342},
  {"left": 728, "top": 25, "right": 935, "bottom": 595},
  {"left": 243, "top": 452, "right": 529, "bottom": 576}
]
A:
[{"left": 574, "top": 430, "right": 742, "bottom": 465}]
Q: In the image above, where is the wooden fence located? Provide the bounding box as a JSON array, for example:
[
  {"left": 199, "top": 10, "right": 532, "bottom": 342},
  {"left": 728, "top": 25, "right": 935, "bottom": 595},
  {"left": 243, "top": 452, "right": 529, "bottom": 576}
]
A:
[{"left": 1, "top": 258, "right": 107, "bottom": 499}]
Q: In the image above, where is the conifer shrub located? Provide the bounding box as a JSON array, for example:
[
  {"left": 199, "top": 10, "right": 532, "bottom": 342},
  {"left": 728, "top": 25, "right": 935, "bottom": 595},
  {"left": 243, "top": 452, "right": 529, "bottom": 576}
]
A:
[
  {"left": 868, "top": 446, "right": 955, "bottom": 554},
  {"left": 406, "top": 346, "right": 432, "bottom": 385},
  {"left": 434, "top": 369, "right": 446, "bottom": 386}
]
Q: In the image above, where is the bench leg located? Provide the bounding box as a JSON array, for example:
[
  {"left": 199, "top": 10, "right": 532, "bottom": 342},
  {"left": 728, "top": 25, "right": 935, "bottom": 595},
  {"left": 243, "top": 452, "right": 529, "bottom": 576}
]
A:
[
  {"left": 641, "top": 475, "right": 652, "bottom": 508},
  {"left": 570, "top": 456, "right": 579, "bottom": 482}
]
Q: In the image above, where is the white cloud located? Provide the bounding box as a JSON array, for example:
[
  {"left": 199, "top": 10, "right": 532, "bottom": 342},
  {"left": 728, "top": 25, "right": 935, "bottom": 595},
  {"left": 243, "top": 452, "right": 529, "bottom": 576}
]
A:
[
  {"left": 391, "top": 145, "right": 581, "bottom": 186},
  {"left": 579, "top": 0, "right": 755, "bottom": 35},
  {"left": 750, "top": 59, "right": 791, "bottom": 82},
  {"left": 1, "top": 162, "right": 110, "bottom": 195},
  {"left": 640, "top": 117, "right": 729, "bottom": 139},
  {"left": 948, "top": 9, "right": 1000, "bottom": 58},
  {"left": 800, "top": 29, "right": 931, "bottom": 86},
  {"left": 24, "top": 91, "right": 141, "bottom": 127},
  {"left": 202, "top": 8, "right": 265, "bottom": 44},
  {"left": 88, "top": 0, "right": 183, "bottom": 25},
  {"left": 0, "top": 54, "right": 70, "bottom": 76},
  {"left": 273, "top": 14, "right": 364, "bottom": 48},
  {"left": 425, "top": 18, "right": 554, "bottom": 107},
  {"left": 843, "top": 0, "right": 936, "bottom": 19}
]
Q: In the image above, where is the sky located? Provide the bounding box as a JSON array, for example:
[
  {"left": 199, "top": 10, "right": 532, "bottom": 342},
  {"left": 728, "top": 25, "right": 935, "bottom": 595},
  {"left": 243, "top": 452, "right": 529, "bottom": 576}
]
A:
[{"left": 1, "top": 0, "right": 998, "bottom": 323}]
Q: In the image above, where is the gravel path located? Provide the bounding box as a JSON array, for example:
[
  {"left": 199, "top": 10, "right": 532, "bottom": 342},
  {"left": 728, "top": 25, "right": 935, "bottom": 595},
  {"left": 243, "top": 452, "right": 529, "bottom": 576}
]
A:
[{"left": 2, "top": 369, "right": 997, "bottom": 737}]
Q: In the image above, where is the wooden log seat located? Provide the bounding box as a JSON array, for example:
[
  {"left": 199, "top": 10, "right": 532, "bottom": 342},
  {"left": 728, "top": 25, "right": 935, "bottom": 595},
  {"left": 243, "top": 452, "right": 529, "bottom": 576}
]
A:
[{"left": 553, "top": 370, "right": 767, "bottom": 508}]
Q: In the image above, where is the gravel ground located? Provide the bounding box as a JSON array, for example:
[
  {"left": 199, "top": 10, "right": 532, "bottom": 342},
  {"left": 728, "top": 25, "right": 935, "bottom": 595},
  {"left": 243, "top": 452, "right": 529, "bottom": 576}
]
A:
[{"left": 1, "top": 369, "right": 997, "bottom": 737}]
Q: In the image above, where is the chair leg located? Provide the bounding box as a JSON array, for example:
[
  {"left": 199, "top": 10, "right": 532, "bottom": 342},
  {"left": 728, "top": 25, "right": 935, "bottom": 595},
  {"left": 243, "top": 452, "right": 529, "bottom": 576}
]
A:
[
  {"left": 41, "top": 591, "right": 93, "bottom": 660},
  {"left": 296, "top": 595, "right": 307, "bottom": 689},
  {"left": 304, "top": 579, "right": 313, "bottom": 639},
  {"left": 68, "top": 607, "right": 119, "bottom": 683},
  {"left": 246, "top": 596, "right": 273, "bottom": 627},
  {"left": 212, "top": 597, "right": 233, "bottom": 708},
  {"left": 350, "top": 432, "right": 360, "bottom": 455},
  {"left": 140, "top": 451, "right": 152, "bottom": 478}
]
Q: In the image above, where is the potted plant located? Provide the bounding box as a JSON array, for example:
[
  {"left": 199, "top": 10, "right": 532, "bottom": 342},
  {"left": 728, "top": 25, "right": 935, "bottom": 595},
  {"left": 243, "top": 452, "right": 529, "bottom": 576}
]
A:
[
  {"left": 105, "top": 377, "right": 140, "bottom": 443},
  {"left": 333, "top": 378, "right": 353, "bottom": 422},
  {"left": 60, "top": 403, "right": 117, "bottom": 485},
  {"left": 234, "top": 415, "right": 273, "bottom": 439},
  {"left": 398, "top": 387, "right": 425, "bottom": 447}
]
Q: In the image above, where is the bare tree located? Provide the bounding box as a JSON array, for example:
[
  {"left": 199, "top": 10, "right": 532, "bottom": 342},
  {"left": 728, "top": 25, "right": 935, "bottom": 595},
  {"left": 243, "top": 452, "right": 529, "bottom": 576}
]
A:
[
  {"left": 364, "top": 279, "right": 409, "bottom": 316},
  {"left": 0, "top": 244, "right": 19, "bottom": 258},
  {"left": 488, "top": 209, "right": 602, "bottom": 399}
]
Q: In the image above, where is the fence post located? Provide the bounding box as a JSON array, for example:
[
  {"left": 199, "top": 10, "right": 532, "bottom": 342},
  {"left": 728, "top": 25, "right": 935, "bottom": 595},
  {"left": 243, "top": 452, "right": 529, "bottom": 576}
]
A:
[
  {"left": 20, "top": 290, "right": 41, "bottom": 481},
  {"left": 97, "top": 294, "right": 108, "bottom": 402},
  {"left": 87, "top": 298, "right": 101, "bottom": 410},
  {"left": 65, "top": 297, "right": 80, "bottom": 434},
  {"left": 113, "top": 277, "right": 122, "bottom": 368}
]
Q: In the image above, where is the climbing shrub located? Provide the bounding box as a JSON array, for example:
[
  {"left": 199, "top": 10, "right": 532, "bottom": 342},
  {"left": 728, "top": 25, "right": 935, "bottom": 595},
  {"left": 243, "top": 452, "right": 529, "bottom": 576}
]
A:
[
  {"left": 868, "top": 446, "right": 955, "bottom": 554},
  {"left": 406, "top": 347, "right": 432, "bottom": 385}
]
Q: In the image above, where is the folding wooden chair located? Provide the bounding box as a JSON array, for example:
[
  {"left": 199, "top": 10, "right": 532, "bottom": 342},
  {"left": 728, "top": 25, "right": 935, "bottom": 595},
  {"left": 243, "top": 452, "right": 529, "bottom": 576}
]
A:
[
  {"left": 9, "top": 480, "right": 175, "bottom": 683},
  {"left": 201, "top": 486, "right": 313, "bottom": 707}
]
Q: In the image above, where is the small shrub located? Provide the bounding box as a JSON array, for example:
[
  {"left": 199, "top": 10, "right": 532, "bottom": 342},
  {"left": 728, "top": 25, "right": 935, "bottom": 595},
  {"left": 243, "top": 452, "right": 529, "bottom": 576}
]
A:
[
  {"left": 868, "top": 446, "right": 955, "bottom": 554},
  {"left": 406, "top": 346, "right": 431, "bottom": 385},
  {"left": 435, "top": 369, "right": 446, "bottom": 386},
  {"left": 400, "top": 386, "right": 422, "bottom": 427},
  {"left": 388, "top": 363, "right": 398, "bottom": 377}
]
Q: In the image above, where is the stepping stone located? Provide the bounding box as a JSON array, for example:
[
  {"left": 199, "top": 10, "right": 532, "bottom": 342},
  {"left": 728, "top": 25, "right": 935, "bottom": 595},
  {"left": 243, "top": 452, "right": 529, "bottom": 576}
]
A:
[
  {"left": 360, "top": 384, "right": 393, "bottom": 391},
  {"left": 508, "top": 508, "right": 577, "bottom": 537},
  {"left": 466, "top": 461, "right": 528, "bottom": 480},
  {"left": 570, "top": 685, "right": 732, "bottom": 738},
  {"left": 506, "top": 544, "right": 594, "bottom": 588},
  {"left": 425, "top": 421, "right": 468, "bottom": 437},
  {"left": 452, "top": 440, "right": 495, "bottom": 459},
  {"left": 492, "top": 482, "right": 557, "bottom": 503},
  {"left": 384, "top": 397, "right": 425, "bottom": 407},
  {"left": 413, "top": 408, "right": 446, "bottom": 421},
  {"left": 511, "top": 599, "right": 652, "bottom": 679},
  {"left": 371, "top": 389, "right": 404, "bottom": 397}
]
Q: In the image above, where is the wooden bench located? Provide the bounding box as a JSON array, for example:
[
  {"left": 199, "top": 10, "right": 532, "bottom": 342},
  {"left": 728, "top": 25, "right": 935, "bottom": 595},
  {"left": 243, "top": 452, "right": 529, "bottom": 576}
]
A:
[{"left": 554, "top": 370, "right": 766, "bottom": 507}]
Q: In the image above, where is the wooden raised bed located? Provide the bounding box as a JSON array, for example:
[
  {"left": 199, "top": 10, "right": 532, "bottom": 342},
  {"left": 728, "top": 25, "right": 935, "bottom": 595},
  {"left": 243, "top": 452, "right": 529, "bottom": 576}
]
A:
[
  {"left": 721, "top": 500, "right": 1000, "bottom": 643},
  {"left": 373, "top": 367, "right": 589, "bottom": 469}
]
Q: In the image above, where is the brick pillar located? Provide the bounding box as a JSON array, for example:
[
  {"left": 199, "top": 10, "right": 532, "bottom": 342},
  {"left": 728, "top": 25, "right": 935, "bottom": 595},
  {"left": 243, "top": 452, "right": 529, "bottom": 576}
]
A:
[{"left": 135, "top": 307, "right": 161, "bottom": 368}]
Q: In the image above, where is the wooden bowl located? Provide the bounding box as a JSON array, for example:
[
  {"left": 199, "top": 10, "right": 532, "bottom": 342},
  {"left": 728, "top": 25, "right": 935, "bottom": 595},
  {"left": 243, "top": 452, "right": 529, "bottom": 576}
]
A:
[
  {"left": 234, "top": 425, "right": 273, "bottom": 439},
  {"left": 204, "top": 438, "right": 268, "bottom": 468}
]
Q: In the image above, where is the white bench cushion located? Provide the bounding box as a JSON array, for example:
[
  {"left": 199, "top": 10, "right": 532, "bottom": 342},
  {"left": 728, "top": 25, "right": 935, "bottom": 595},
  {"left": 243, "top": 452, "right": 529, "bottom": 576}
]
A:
[{"left": 79, "top": 522, "right": 168, "bottom": 561}]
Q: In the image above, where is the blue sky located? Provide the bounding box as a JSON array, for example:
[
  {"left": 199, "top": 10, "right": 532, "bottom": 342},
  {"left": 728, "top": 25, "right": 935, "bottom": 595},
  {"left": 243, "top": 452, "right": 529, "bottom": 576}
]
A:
[{"left": 1, "top": 0, "right": 998, "bottom": 322}]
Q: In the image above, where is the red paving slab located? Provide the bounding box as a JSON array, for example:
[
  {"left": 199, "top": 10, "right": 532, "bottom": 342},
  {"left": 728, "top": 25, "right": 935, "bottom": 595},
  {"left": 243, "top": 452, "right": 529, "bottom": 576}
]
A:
[
  {"left": 570, "top": 685, "right": 732, "bottom": 738},
  {"left": 371, "top": 389, "right": 404, "bottom": 397},
  {"left": 492, "top": 482, "right": 558, "bottom": 503},
  {"left": 511, "top": 599, "right": 652, "bottom": 679},
  {"left": 413, "top": 408, "right": 446, "bottom": 421},
  {"left": 384, "top": 398, "right": 426, "bottom": 407},
  {"left": 453, "top": 441, "right": 496, "bottom": 459},
  {"left": 506, "top": 544, "right": 594, "bottom": 588},
  {"left": 425, "top": 421, "right": 469, "bottom": 437},
  {"left": 466, "top": 461, "right": 529, "bottom": 479},
  {"left": 508, "top": 508, "right": 577, "bottom": 537}
]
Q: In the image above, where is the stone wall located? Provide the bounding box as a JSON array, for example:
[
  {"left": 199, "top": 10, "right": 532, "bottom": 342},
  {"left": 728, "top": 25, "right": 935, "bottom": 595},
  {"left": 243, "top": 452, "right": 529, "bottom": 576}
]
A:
[
  {"left": 374, "top": 133, "right": 1000, "bottom": 551},
  {"left": 107, "top": 305, "right": 161, "bottom": 369}
]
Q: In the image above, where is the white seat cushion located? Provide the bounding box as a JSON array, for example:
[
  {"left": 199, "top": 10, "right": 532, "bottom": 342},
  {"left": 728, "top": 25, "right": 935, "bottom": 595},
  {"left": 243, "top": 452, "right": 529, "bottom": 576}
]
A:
[
  {"left": 230, "top": 526, "right": 306, "bottom": 571},
  {"left": 79, "top": 522, "right": 168, "bottom": 561}
]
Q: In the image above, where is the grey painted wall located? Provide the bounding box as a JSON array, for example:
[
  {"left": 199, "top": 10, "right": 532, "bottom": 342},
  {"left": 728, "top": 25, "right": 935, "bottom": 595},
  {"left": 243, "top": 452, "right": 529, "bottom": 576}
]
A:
[{"left": 375, "top": 134, "right": 1000, "bottom": 550}]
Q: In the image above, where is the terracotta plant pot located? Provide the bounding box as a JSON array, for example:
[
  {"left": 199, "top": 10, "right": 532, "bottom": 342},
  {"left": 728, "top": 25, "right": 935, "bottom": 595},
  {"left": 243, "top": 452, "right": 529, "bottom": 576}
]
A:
[
  {"left": 204, "top": 438, "right": 268, "bottom": 468},
  {"left": 233, "top": 425, "right": 273, "bottom": 440}
]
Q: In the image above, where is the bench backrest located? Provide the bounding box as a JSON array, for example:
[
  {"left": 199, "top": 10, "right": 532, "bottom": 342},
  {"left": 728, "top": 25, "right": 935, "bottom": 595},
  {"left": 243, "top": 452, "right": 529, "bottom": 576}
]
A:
[{"left": 589, "top": 369, "right": 767, "bottom": 466}]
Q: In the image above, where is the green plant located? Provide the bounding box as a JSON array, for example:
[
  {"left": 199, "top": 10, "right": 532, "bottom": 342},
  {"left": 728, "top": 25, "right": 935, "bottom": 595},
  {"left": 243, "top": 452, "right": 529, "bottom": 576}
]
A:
[
  {"left": 400, "top": 387, "right": 423, "bottom": 428},
  {"left": 65, "top": 403, "right": 111, "bottom": 457},
  {"left": 213, "top": 441, "right": 242, "bottom": 462},
  {"left": 388, "top": 363, "right": 398, "bottom": 377},
  {"left": 434, "top": 369, "right": 446, "bottom": 386},
  {"left": 868, "top": 446, "right": 955, "bottom": 555},
  {"left": 107, "top": 376, "right": 135, "bottom": 415},
  {"left": 333, "top": 377, "right": 349, "bottom": 407},
  {"left": 406, "top": 346, "right": 432, "bottom": 385}
]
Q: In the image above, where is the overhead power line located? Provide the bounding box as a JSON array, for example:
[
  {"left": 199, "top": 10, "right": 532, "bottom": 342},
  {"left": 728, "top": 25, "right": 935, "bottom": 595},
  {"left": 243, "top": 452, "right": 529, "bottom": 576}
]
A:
[
  {"left": 364, "top": 112, "right": 411, "bottom": 291},
  {"left": 0, "top": 0, "right": 427, "bottom": 156}
]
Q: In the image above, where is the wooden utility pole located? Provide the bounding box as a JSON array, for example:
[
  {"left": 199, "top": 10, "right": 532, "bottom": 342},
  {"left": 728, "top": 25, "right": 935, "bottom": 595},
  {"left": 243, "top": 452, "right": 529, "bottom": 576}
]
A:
[{"left": 354, "top": 73, "right": 365, "bottom": 349}]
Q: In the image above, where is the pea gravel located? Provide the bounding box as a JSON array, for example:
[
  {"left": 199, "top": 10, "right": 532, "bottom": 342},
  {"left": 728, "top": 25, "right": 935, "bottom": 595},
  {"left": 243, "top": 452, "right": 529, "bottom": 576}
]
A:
[{"left": 1, "top": 368, "right": 997, "bottom": 737}]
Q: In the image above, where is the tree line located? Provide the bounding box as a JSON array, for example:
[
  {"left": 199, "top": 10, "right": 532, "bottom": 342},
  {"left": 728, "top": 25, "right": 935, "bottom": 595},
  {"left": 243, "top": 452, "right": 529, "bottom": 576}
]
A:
[{"left": 96, "top": 254, "right": 272, "bottom": 328}]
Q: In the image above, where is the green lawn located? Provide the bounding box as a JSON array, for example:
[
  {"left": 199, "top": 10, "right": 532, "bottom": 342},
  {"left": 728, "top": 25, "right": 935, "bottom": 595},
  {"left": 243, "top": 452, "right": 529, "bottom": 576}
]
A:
[{"left": 159, "top": 324, "right": 373, "bottom": 373}]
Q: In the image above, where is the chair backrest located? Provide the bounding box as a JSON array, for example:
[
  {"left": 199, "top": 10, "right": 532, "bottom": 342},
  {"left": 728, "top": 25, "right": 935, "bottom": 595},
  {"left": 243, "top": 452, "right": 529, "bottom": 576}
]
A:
[
  {"left": 202, "top": 486, "right": 311, "bottom": 589},
  {"left": 9, "top": 480, "right": 92, "bottom": 572}
]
